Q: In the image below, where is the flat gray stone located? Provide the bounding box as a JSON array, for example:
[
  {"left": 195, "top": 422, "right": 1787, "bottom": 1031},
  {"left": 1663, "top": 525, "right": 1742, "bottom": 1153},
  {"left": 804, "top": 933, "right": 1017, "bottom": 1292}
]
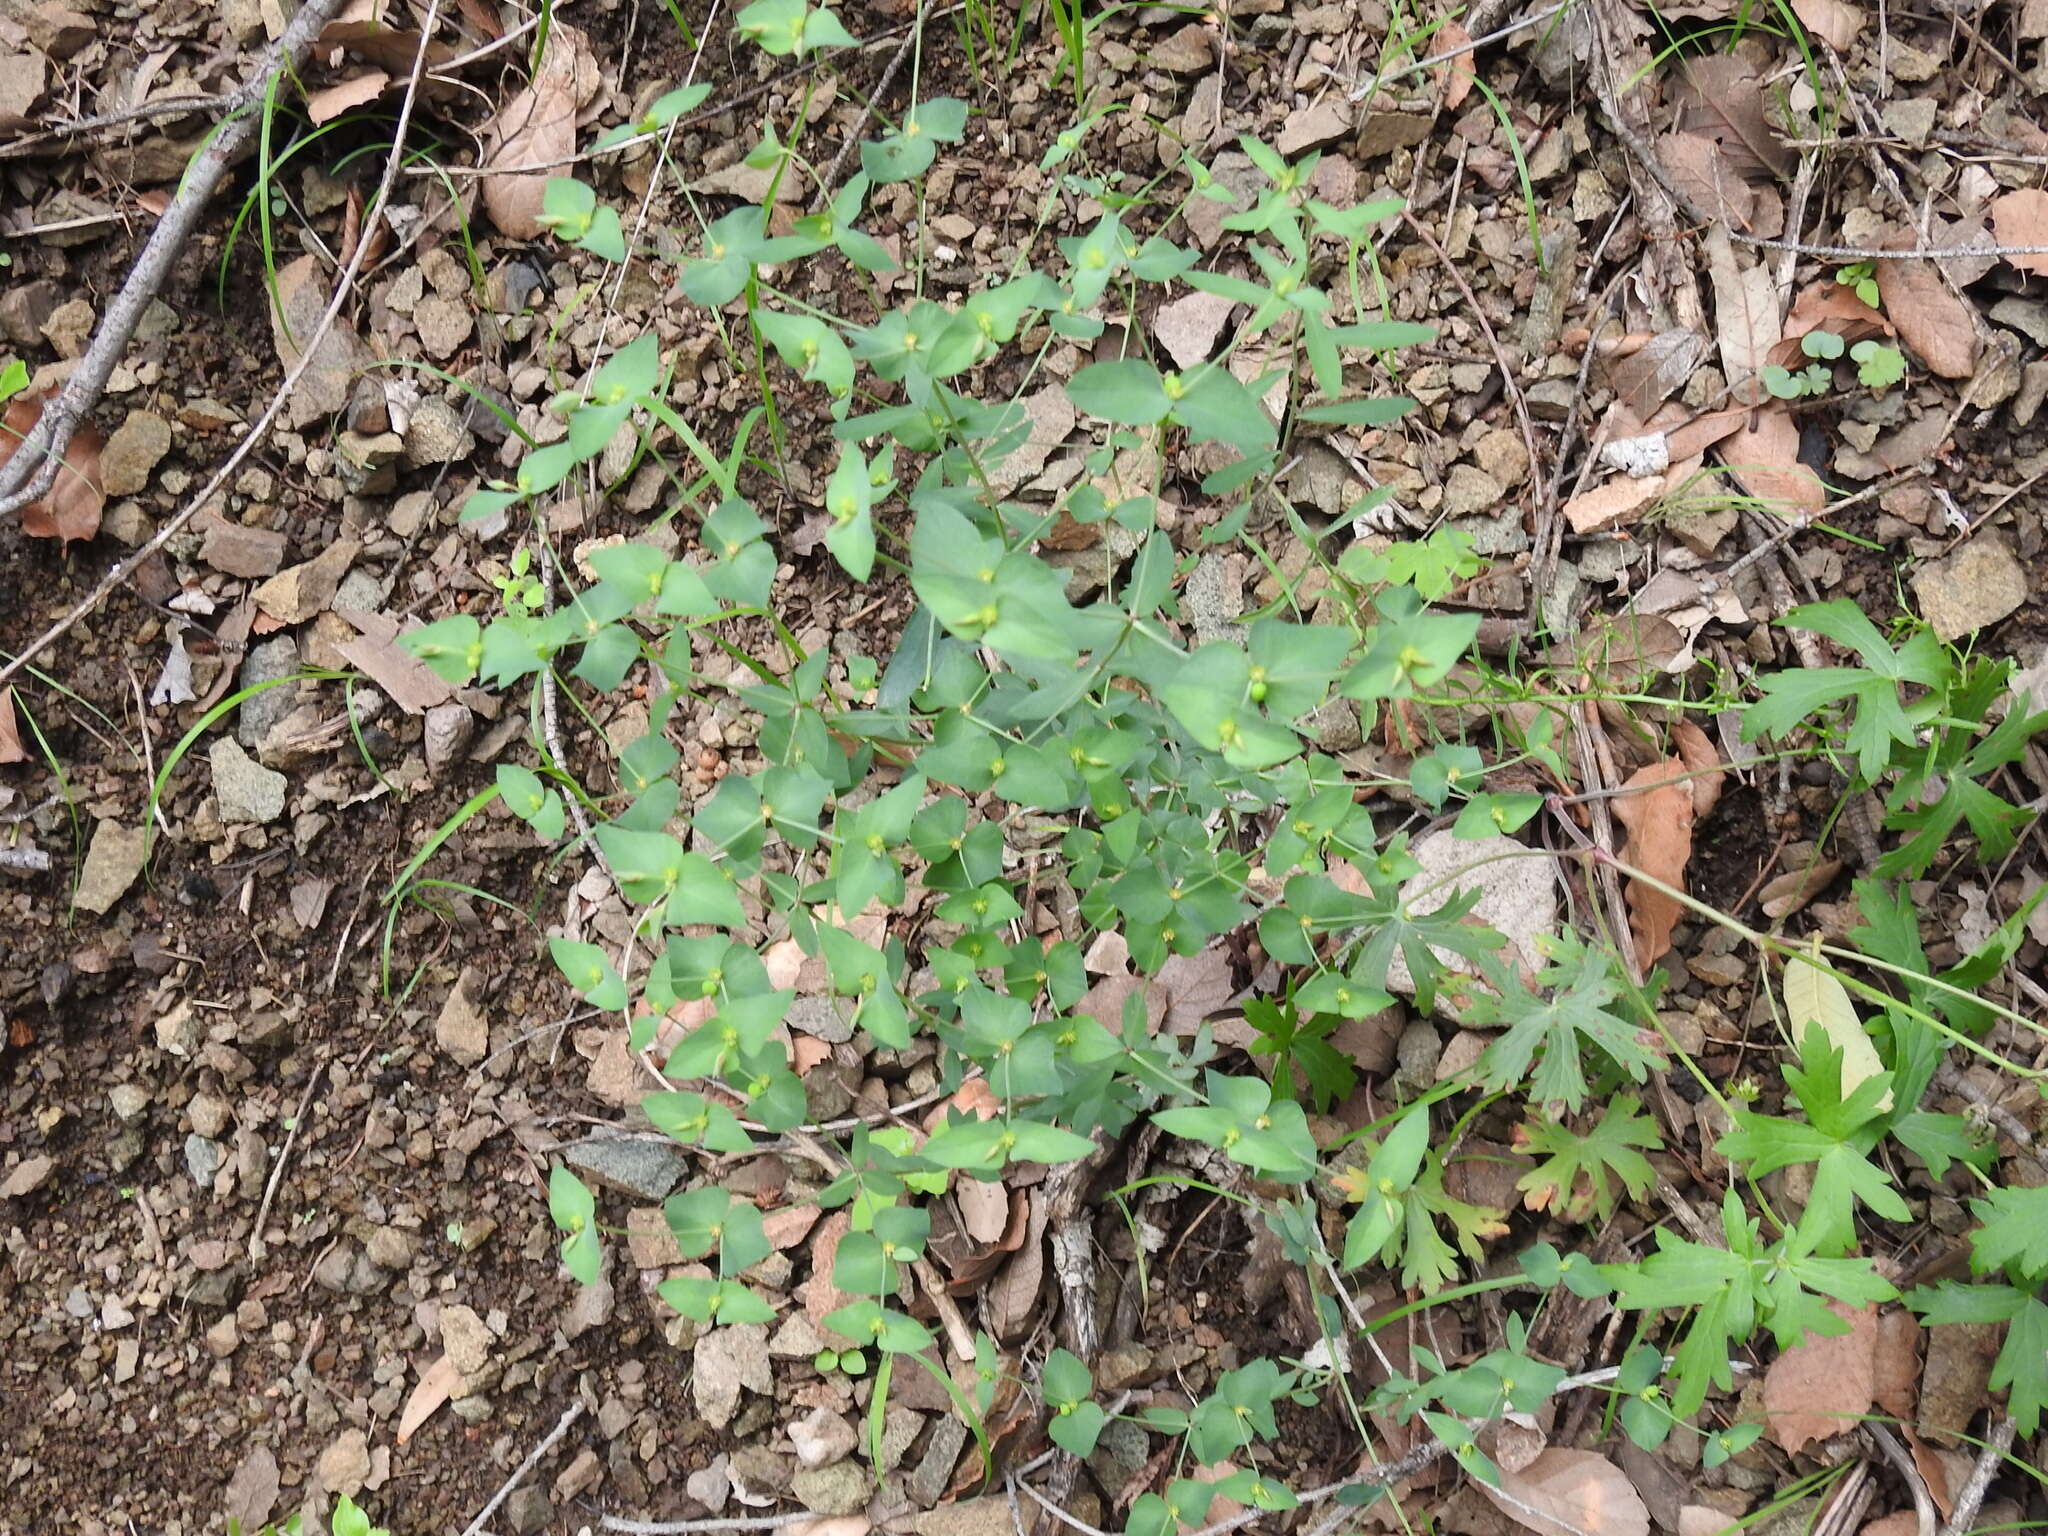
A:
[
  {"left": 185, "top": 1133, "right": 222, "bottom": 1189},
  {"left": 564, "top": 1134, "right": 687, "bottom": 1201},
  {"left": 210, "top": 738, "right": 287, "bottom": 824},
  {"left": 236, "top": 636, "right": 300, "bottom": 748},
  {"left": 793, "top": 1461, "right": 868, "bottom": 1517},
  {"left": 435, "top": 966, "right": 489, "bottom": 1066}
]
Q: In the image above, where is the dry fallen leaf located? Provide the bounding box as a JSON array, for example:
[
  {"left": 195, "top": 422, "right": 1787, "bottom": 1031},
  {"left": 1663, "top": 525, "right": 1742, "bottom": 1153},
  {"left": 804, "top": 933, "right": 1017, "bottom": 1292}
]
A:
[
  {"left": 1719, "top": 407, "right": 1824, "bottom": 518},
  {"left": 0, "top": 396, "right": 106, "bottom": 544},
  {"left": 1154, "top": 945, "right": 1236, "bottom": 1035},
  {"left": 1764, "top": 1301, "right": 1876, "bottom": 1453},
  {"left": 1876, "top": 251, "right": 1978, "bottom": 379},
  {"left": 1611, "top": 758, "right": 1695, "bottom": 966},
  {"left": 396, "top": 1352, "right": 462, "bottom": 1444},
  {"left": 1479, "top": 1448, "right": 1651, "bottom": 1536},
  {"left": 1434, "top": 21, "right": 1476, "bottom": 109},
  {"left": 1669, "top": 53, "right": 1797, "bottom": 182},
  {"left": 1872, "top": 1308, "right": 1921, "bottom": 1421},
  {"left": 480, "top": 22, "right": 599, "bottom": 238},
  {"left": 306, "top": 69, "right": 388, "bottom": 124},
  {"left": 1671, "top": 720, "right": 1723, "bottom": 818},
  {"left": 1989, "top": 189, "right": 2048, "bottom": 277},
  {"left": 1788, "top": 0, "right": 1862, "bottom": 48},
  {"left": 0, "top": 687, "right": 24, "bottom": 764}
]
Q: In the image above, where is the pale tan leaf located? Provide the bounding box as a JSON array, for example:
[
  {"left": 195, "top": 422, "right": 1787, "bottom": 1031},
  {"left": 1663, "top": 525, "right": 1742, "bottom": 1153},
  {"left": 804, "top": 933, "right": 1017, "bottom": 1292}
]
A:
[
  {"left": 1434, "top": 21, "right": 1477, "bottom": 109},
  {"left": 1479, "top": 1448, "right": 1651, "bottom": 1536},
  {"left": 1784, "top": 938, "right": 1891, "bottom": 1109},
  {"left": 1789, "top": 0, "right": 1862, "bottom": 48},
  {"left": 480, "top": 81, "right": 575, "bottom": 238},
  {"left": 1679, "top": 1506, "right": 1738, "bottom": 1536},
  {"left": 397, "top": 1352, "right": 462, "bottom": 1444},
  {"left": 955, "top": 1176, "right": 1009, "bottom": 1245},
  {"left": 1707, "top": 227, "right": 1782, "bottom": 384},
  {"left": 306, "top": 69, "right": 388, "bottom": 124},
  {"left": 1610, "top": 758, "right": 1694, "bottom": 966},
  {"left": 983, "top": 1194, "right": 1044, "bottom": 1340},
  {"left": 1154, "top": 946, "right": 1236, "bottom": 1035},
  {"left": 1719, "top": 407, "right": 1823, "bottom": 517},
  {"left": 1765, "top": 1301, "right": 1877, "bottom": 1452},
  {"left": 788, "top": 1520, "right": 871, "bottom": 1536},
  {"left": 1660, "top": 132, "right": 1759, "bottom": 232},
  {"left": 1758, "top": 859, "right": 1843, "bottom": 920},
  {"left": 1876, "top": 253, "right": 1978, "bottom": 379},
  {"left": 0, "top": 687, "right": 24, "bottom": 765},
  {"left": 1990, "top": 189, "right": 2048, "bottom": 277}
]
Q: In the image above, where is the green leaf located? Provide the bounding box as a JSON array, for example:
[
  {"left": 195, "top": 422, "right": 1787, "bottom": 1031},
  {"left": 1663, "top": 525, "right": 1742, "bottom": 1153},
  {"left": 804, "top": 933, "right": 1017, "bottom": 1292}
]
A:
[
  {"left": 1464, "top": 932, "right": 1665, "bottom": 1112},
  {"left": 400, "top": 615, "right": 481, "bottom": 684},
  {"left": 550, "top": 937, "right": 626, "bottom": 1009},
  {"left": 1067, "top": 359, "right": 1173, "bottom": 425},
  {"left": 1515, "top": 1095, "right": 1661, "bottom": 1223},
  {"left": 1783, "top": 940, "right": 1892, "bottom": 1111}
]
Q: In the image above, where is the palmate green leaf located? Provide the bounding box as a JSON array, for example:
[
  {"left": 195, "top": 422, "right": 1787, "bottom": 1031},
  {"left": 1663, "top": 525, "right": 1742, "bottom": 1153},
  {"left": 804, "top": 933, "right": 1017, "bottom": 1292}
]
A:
[
  {"left": 1462, "top": 931, "right": 1665, "bottom": 1112},
  {"left": 1967, "top": 1184, "right": 2048, "bottom": 1277},
  {"left": 1741, "top": 600, "right": 1949, "bottom": 782},
  {"left": 1515, "top": 1094, "right": 1660, "bottom": 1223}
]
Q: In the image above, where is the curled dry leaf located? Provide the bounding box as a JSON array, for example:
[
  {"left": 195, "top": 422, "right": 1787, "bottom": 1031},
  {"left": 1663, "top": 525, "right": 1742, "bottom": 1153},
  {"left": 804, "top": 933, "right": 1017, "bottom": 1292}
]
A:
[
  {"left": 306, "top": 69, "right": 388, "bottom": 124},
  {"left": 1670, "top": 720, "right": 1723, "bottom": 818},
  {"left": 1764, "top": 1301, "right": 1876, "bottom": 1453},
  {"left": 1876, "top": 250, "right": 1979, "bottom": 379},
  {"left": 1872, "top": 1308, "right": 1921, "bottom": 1421},
  {"left": 1433, "top": 20, "right": 1476, "bottom": 109},
  {"left": 0, "top": 396, "right": 106, "bottom": 544},
  {"left": 1478, "top": 1448, "right": 1651, "bottom": 1536},
  {"left": 1610, "top": 758, "right": 1695, "bottom": 966},
  {"left": 1989, "top": 189, "right": 2048, "bottom": 277},
  {"left": 0, "top": 687, "right": 24, "bottom": 764}
]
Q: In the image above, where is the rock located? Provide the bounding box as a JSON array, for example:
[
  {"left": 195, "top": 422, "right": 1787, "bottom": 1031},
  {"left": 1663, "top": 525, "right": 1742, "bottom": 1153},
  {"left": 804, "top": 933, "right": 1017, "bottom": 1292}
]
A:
[
  {"left": 414, "top": 295, "right": 474, "bottom": 360},
  {"left": 236, "top": 636, "right": 301, "bottom": 749},
  {"left": 0, "top": 1155, "right": 53, "bottom": 1199},
  {"left": 439, "top": 1304, "right": 494, "bottom": 1381},
  {"left": 909, "top": 1416, "right": 969, "bottom": 1506},
  {"left": 1441, "top": 463, "right": 1505, "bottom": 519},
  {"left": 1153, "top": 289, "right": 1238, "bottom": 369},
  {"left": 914, "top": 1496, "right": 1013, "bottom": 1536},
  {"left": 204, "top": 1314, "right": 241, "bottom": 1357},
  {"left": 75, "top": 820, "right": 146, "bottom": 915},
  {"left": 41, "top": 295, "right": 93, "bottom": 357},
  {"left": 1910, "top": 534, "right": 2027, "bottom": 642},
  {"left": 554, "top": 1448, "right": 603, "bottom": 1502},
  {"left": 1277, "top": 100, "right": 1352, "bottom": 156},
  {"left": 25, "top": 5, "right": 94, "bottom": 58},
  {"left": 692, "top": 1324, "right": 772, "bottom": 1430},
  {"left": 1182, "top": 551, "right": 1246, "bottom": 645},
  {"left": 109, "top": 1083, "right": 150, "bottom": 1121},
  {"left": 424, "top": 702, "right": 475, "bottom": 776},
  {"left": 790, "top": 1406, "right": 859, "bottom": 1468},
  {"left": 435, "top": 966, "right": 490, "bottom": 1066},
  {"left": 564, "top": 1133, "right": 688, "bottom": 1201},
  {"left": 185, "top": 1133, "right": 223, "bottom": 1189},
  {"left": 254, "top": 538, "right": 360, "bottom": 625},
  {"left": 316, "top": 1428, "right": 372, "bottom": 1498},
  {"left": 210, "top": 738, "right": 287, "bottom": 824},
  {"left": 364, "top": 1226, "right": 415, "bottom": 1270},
  {"left": 0, "top": 278, "right": 59, "bottom": 347},
  {"left": 271, "top": 255, "right": 374, "bottom": 428},
  {"left": 200, "top": 513, "right": 288, "bottom": 578},
  {"left": 1305, "top": 696, "right": 1361, "bottom": 751},
  {"left": 189, "top": 1092, "right": 232, "bottom": 1139},
  {"left": 1385, "top": 831, "right": 1559, "bottom": 996},
  {"left": 312, "top": 1242, "right": 384, "bottom": 1296},
  {"left": 562, "top": 1259, "right": 615, "bottom": 1340},
  {"left": 504, "top": 1486, "right": 553, "bottom": 1535},
  {"left": 1148, "top": 20, "right": 1213, "bottom": 70},
  {"left": 99, "top": 410, "right": 172, "bottom": 495},
  {"left": 792, "top": 1461, "right": 869, "bottom": 1517},
  {"left": 1182, "top": 152, "right": 1262, "bottom": 250},
  {"left": 403, "top": 397, "right": 475, "bottom": 466},
  {"left": 768, "top": 1310, "right": 829, "bottom": 1358}
]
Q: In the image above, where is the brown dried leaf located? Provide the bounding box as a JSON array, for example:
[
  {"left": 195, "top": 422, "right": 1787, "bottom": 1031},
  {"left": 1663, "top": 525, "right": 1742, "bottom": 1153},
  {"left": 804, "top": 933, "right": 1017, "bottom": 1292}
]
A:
[
  {"left": 306, "top": 69, "right": 388, "bottom": 124},
  {"left": 1719, "top": 407, "right": 1823, "bottom": 517},
  {"left": 1611, "top": 758, "right": 1695, "bottom": 966},
  {"left": 1670, "top": 54, "right": 1796, "bottom": 181},
  {"left": 1764, "top": 1301, "right": 1876, "bottom": 1453},
  {"left": 1758, "top": 859, "right": 1843, "bottom": 920},
  {"left": 1990, "top": 189, "right": 2048, "bottom": 277},
  {"left": 397, "top": 1352, "right": 461, "bottom": 1444},
  {"left": 1604, "top": 330, "right": 1709, "bottom": 419},
  {"left": 1662, "top": 403, "right": 1750, "bottom": 461},
  {"left": 1872, "top": 1308, "right": 1921, "bottom": 1421},
  {"left": 1478, "top": 1449, "right": 1650, "bottom": 1536},
  {"left": 955, "top": 1177, "right": 1009, "bottom": 1245},
  {"left": 1877, "top": 252, "right": 1979, "bottom": 379},
  {"left": 802, "top": 1212, "right": 859, "bottom": 1345},
  {"left": 1, "top": 396, "right": 106, "bottom": 544},
  {"left": 1671, "top": 720, "right": 1723, "bottom": 818},
  {"left": 1789, "top": 0, "right": 1862, "bottom": 48},
  {"left": 1155, "top": 946, "right": 1236, "bottom": 1035},
  {"left": 1707, "top": 227, "right": 1782, "bottom": 384},
  {"left": 481, "top": 81, "right": 575, "bottom": 237},
  {"left": 1659, "top": 131, "right": 1760, "bottom": 232},
  {"left": 982, "top": 1193, "right": 1044, "bottom": 1340},
  {"left": 1434, "top": 21, "right": 1477, "bottom": 109},
  {"left": 1780, "top": 280, "right": 1894, "bottom": 353},
  {"left": 0, "top": 687, "right": 24, "bottom": 764}
]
